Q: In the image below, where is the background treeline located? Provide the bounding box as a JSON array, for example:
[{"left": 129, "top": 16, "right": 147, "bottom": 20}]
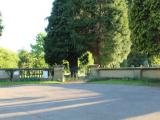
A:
[
  {"left": 44, "top": 0, "right": 160, "bottom": 69},
  {"left": 0, "top": 33, "right": 48, "bottom": 68},
  {"left": 127, "top": 0, "right": 160, "bottom": 67},
  {"left": 44, "top": 0, "right": 131, "bottom": 69},
  {"left": 0, "top": 0, "right": 159, "bottom": 69}
]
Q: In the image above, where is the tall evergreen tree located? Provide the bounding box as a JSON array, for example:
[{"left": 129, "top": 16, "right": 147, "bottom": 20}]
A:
[
  {"left": 80, "top": 0, "right": 131, "bottom": 67},
  {"left": 44, "top": 0, "right": 131, "bottom": 70},
  {"left": 103, "top": 0, "right": 131, "bottom": 67},
  {"left": 44, "top": 0, "right": 87, "bottom": 73},
  {"left": 129, "top": 0, "right": 160, "bottom": 56}
]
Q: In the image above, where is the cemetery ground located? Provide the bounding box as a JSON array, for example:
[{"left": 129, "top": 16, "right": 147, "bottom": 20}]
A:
[{"left": 0, "top": 80, "right": 160, "bottom": 120}]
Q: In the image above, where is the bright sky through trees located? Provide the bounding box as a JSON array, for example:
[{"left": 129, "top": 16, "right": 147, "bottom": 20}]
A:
[{"left": 0, "top": 0, "right": 53, "bottom": 52}]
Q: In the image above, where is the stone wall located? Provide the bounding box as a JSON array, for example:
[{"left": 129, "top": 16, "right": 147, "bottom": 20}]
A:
[
  {"left": 142, "top": 69, "right": 160, "bottom": 79},
  {"left": 89, "top": 67, "right": 160, "bottom": 80}
]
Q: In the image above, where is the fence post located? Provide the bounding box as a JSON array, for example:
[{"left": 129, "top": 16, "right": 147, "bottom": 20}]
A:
[
  {"left": 87, "top": 64, "right": 100, "bottom": 80},
  {"left": 53, "top": 65, "right": 64, "bottom": 82}
]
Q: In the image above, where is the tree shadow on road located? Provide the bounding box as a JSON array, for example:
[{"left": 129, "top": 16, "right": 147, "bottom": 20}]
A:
[{"left": 0, "top": 84, "right": 160, "bottom": 120}]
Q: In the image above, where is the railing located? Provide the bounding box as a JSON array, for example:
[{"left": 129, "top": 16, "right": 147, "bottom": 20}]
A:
[{"left": 0, "top": 68, "right": 54, "bottom": 81}]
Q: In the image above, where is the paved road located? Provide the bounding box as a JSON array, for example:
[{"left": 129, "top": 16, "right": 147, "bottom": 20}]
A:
[{"left": 0, "top": 84, "right": 160, "bottom": 120}]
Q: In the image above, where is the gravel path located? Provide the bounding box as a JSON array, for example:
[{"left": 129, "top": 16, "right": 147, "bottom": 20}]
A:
[{"left": 0, "top": 84, "right": 160, "bottom": 120}]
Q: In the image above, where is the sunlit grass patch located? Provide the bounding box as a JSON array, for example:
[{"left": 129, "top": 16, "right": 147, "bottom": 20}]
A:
[
  {"left": 0, "top": 80, "right": 61, "bottom": 87},
  {"left": 88, "top": 79, "right": 160, "bottom": 87}
]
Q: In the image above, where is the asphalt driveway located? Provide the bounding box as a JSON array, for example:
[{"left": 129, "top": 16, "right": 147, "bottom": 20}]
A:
[{"left": 0, "top": 84, "right": 160, "bottom": 120}]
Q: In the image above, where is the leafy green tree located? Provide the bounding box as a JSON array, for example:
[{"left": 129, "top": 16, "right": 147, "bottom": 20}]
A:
[
  {"left": 79, "top": 52, "right": 94, "bottom": 67},
  {"left": 31, "top": 33, "right": 46, "bottom": 56},
  {"left": 151, "top": 55, "right": 160, "bottom": 66},
  {"left": 45, "top": 0, "right": 131, "bottom": 71},
  {"left": 19, "top": 33, "right": 48, "bottom": 69},
  {"left": 79, "top": 51, "right": 94, "bottom": 74},
  {"left": 18, "top": 50, "right": 33, "bottom": 68},
  {"left": 0, "top": 48, "right": 19, "bottom": 68},
  {"left": 30, "top": 33, "right": 48, "bottom": 68},
  {"left": 129, "top": 0, "right": 160, "bottom": 56}
]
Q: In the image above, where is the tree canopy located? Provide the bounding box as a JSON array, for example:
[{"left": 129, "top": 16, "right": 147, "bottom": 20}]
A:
[
  {"left": 30, "top": 33, "right": 48, "bottom": 68},
  {"left": 31, "top": 33, "right": 46, "bottom": 56},
  {"left": 44, "top": 0, "right": 88, "bottom": 69},
  {"left": 0, "top": 48, "right": 19, "bottom": 68},
  {"left": 129, "top": 0, "right": 160, "bottom": 56},
  {"left": 18, "top": 50, "right": 33, "bottom": 68},
  {"left": 82, "top": 0, "right": 131, "bottom": 67},
  {"left": 18, "top": 33, "right": 48, "bottom": 68},
  {"left": 44, "top": 0, "right": 131, "bottom": 69}
]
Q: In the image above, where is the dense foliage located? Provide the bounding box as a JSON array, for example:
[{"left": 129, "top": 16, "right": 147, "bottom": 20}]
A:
[
  {"left": 44, "top": 0, "right": 131, "bottom": 69},
  {"left": 126, "top": 51, "right": 148, "bottom": 67},
  {"left": 18, "top": 50, "right": 33, "bottom": 68},
  {"left": 129, "top": 0, "right": 160, "bottom": 56},
  {"left": 150, "top": 55, "right": 160, "bottom": 66},
  {"left": 0, "top": 48, "right": 19, "bottom": 68},
  {"left": 44, "top": 0, "right": 88, "bottom": 70},
  {"left": 88, "top": 0, "right": 131, "bottom": 67},
  {"left": 79, "top": 51, "right": 94, "bottom": 73},
  {"left": 18, "top": 33, "right": 48, "bottom": 68},
  {"left": 30, "top": 33, "right": 48, "bottom": 68}
]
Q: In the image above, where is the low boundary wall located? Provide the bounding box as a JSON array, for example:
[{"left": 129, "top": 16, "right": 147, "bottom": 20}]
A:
[
  {"left": 0, "top": 66, "right": 64, "bottom": 82},
  {"left": 88, "top": 67, "right": 160, "bottom": 80}
]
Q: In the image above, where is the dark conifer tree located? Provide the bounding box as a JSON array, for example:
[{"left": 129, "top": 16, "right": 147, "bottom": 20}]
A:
[{"left": 129, "top": 0, "right": 160, "bottom": 56}]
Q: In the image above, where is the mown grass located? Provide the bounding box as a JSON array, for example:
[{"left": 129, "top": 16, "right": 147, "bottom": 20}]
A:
[
  {"left": 88, "top": 79, "right": 160, "bottom": 87},
  {"left": 1, "top": 79, "right": 160, "bottom": 87},
  {"left": 0, "top": 80, "right": 62, "bottom": 87}
]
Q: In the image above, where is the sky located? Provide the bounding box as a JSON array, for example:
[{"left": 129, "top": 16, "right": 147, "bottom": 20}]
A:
[{"left": 0, "top": 0, "right": 53, "bottom": 52}]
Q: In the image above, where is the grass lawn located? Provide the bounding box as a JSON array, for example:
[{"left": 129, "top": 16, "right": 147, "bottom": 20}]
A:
[
  {"left": 88, "top": 79, "right": 160, "bottom": 87},
  {"left": 1, "top": 79, "right": 160, "bottom": 87},
  {"left": 0, "top": 80, "right": 62, "bottom": 87}
]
